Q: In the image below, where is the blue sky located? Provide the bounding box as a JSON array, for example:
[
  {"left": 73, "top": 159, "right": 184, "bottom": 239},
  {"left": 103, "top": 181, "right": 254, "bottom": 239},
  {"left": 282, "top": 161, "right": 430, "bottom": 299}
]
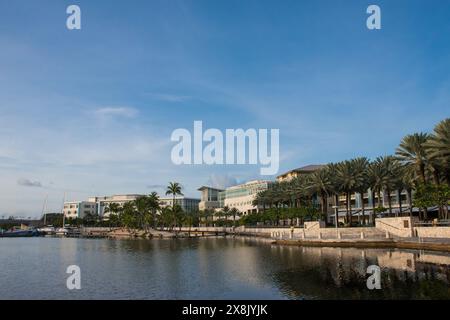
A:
[{"left": 0, "top": 0, "right": 449, "bottom": 217}]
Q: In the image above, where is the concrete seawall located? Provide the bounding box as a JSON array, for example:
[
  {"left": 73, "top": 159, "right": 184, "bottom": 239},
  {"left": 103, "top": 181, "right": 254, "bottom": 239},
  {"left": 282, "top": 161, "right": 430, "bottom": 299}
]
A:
[{"left": 274, "top": 239, "right": 450, "bottom": 253}]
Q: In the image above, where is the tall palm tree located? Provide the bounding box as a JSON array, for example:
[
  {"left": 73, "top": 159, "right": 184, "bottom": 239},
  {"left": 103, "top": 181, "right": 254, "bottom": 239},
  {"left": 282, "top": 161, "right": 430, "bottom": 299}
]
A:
[
  {"left": 396, "top": 133, "right": 430, "bottom": 184},
  {"left": 368, "top": 157, "right": 387, "bottom": 210},
  {"left": 148, "top": 192, "right": 160, "bottom": 229},
  {"left": 352, "top": 157, "right": 370, "bottom": 225},
  {"left": 336, "top": 160, "right": 359, "bottom": 225},
  {"left": 425, "top": 118, "right": 450, "bottom": 185},
  {"left": 379, "top": 156, "right": 401, "bottom": 216},
  {"left": 307, "top": 167, "right": 333, "bottom": 217},
  {"left": 166, "top": 182, "right": 184, "bottom": 209},
  {"left": 134, "top": 196, "right": 151, "bottom": 231},
  {"left": 401, "top": 165, "right": 416, "bottom": 217},
  {"left": 230, "top": 207, "right": 241, "bottom": 225}
]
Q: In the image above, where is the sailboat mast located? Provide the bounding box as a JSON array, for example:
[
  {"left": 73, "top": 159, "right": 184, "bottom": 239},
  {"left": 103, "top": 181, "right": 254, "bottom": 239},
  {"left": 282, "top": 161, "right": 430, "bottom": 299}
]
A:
[
  {"left": 61, "top": 192, "right": 66, "bottom": 228},
  {"left": 41, "top": 195, "right": 48, "bottom": 225}
]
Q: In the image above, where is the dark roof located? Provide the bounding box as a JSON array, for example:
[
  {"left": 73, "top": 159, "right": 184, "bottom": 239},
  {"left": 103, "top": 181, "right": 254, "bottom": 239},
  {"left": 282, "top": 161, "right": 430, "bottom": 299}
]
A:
[{"left": 277, "top": 164, "right": 325, "bottom": 178}]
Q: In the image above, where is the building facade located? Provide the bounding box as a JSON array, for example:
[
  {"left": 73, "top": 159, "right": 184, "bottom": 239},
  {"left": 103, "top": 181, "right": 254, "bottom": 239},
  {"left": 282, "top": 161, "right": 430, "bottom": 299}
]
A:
[
  {"left": 63, "top": 201, "right": 97, "bottom": 219},
  {"left": 86, "top": 194, "right": 200, "bottom": 217},
  {"left": 198, "top": 186, "right": 224, "bottom": 211},
  {"left": 198, "top": 180, "right": 272, "bottom": 216},
  {"left": 159, "top": 197, "right": 200, "bottom": 213},
  {"left": 88, "top": 194, "right": 143, "bottom": 217}
]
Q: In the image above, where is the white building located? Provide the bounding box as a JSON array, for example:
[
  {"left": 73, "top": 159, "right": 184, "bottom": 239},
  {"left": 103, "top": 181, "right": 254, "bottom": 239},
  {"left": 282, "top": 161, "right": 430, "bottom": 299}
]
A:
[
  {"left": 198, "top": 180, "right": 272, "bottom": 216},
  {"left": 88, "top": 194, "right": 143, "bottom": 217},
  {"left": 63, "top": 201, "right": 97, "bottom": 219},
  {"left": 87, "top": 194, "right": 200, "bottom": 218}
]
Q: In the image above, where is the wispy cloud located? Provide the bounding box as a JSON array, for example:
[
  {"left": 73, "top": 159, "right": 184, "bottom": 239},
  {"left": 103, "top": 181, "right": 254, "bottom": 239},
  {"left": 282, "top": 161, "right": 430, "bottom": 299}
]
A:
[
  {"left": 206, "top": 174, "right": 238, "bottom": 189},
  {"left": 93, "top": 107, "right": 138, "bottom": 119},
  {"left": 146, "top": 184, "right": 166, "bottom": 190},
  {"left": 17, "top": 178, "right": 42, "bottom": 188},
  {"left": 146, "top": 92, "right": 191, "bottom": 103}
]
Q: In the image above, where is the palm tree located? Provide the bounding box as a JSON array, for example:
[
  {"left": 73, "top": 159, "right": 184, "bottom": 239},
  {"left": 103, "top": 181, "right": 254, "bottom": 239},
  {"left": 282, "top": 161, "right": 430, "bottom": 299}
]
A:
[
  {"left": 368, "top": 157, "right": 387, "bottom": 212},
  {"left": 230, "top": 207, "right": 241, "bottom": 225},
  {"left": 401, "top": 165, "right": 416, "bottom": 217},
  {"left": 104, "top": 202, "right": 121, "bottom": 227},
  {"left": 147, "top": 192, "right": 160, "bottom": 229},
  {"left": 352, "top": 157, "right": 370, "bottom": 225},
  {"left": 336, "top": 160, "right": 359, "bottom": 225},
  {"left": 425, "top": 118, "right": 450, "bottom": 185},
  {"left": 166, "top": 182, "right": 183, "bottom": 209},
  {"left": 379, "top": 156, "right": 401, "bottom": 216},
  {"left": 166, "top": 182, "right": 183, "bottom": 230},
  {"left": 396, "top": 133, "right": 430, "bottom": 184},
  {"left": 307, "top": 167, "right": 333, "bottom": 218}
]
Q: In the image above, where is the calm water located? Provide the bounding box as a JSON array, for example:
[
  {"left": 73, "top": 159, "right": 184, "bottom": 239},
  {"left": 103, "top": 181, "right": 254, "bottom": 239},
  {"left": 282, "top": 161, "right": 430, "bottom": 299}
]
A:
[{"left": 1, "top": 237, "right": 450, "bottom": 299}]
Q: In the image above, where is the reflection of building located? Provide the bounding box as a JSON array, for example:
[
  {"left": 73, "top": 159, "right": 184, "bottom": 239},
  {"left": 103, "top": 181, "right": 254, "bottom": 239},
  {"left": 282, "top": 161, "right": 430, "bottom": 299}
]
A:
[
  {"left": 276, "top": 164, "right": 325, "bottom": 182},
  {"left": 198, "top": 180, "right": 272, "bottom": 215},
  {"left": 63, "top": 201, "right": 97, "bottom": 219}
]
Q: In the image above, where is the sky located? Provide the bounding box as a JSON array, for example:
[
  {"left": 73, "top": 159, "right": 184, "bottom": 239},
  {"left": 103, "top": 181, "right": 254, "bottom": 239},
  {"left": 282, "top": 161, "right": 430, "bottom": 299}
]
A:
[{"left": 0, "top": 0, "right": 449, "bottom": 218}]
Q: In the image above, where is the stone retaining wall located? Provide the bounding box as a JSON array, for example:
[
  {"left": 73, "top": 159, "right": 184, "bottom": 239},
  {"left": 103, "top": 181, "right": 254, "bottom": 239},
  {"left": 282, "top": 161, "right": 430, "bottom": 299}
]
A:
[{"left": 415, "top": 227, "right": 450, "bottom": 238}]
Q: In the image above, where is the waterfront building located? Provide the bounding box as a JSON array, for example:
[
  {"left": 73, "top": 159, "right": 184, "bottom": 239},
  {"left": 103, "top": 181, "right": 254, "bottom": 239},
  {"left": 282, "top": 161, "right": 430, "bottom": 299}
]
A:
[
  {"left": 63, "top": 201, "right": 97, "bottom": 219},
  {"left": 198, "top": 186, "right": 224, "bottom": 211},
  {"left": 276, "top": 164, "right": 325, "bottom": 182},
  {"left": 198, "top": 180, "right": 272, "bottom": 216},
  {"left": 88, "top": 194, "right": 200, "bottom": 217},
  {"left": 88, "top": 194, "right": 143, "bottom": 217},
  {"left": 329, "top": 190, "right": 411, "bottom": 225},
  {"left": 158, "top": 197, "right": 200, "bottom": 213}
]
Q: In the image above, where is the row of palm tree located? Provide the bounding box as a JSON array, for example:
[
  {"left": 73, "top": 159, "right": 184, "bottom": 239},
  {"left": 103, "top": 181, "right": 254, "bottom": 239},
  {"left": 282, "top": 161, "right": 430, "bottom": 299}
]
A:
[{"left": 252, "top": 118, "right": 450, "bottom": 226}]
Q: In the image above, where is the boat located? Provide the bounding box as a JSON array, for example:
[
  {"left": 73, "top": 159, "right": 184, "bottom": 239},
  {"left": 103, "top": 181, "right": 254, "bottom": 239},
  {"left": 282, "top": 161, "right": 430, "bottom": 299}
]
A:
[
  {"left": 37, "top": 226, "right": 56, "bottom": 235},
  {"left": 55, "top": 227, "right": 69, "bottom": 236},
  {"left": 0, "top": 227, "right": 39, "bottom": 238}
]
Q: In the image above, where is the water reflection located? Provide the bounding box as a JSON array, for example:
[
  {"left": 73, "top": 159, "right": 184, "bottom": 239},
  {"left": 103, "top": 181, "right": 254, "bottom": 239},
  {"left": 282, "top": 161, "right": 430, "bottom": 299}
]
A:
[
  {"left": 0, "top": 237, "right": 449, "bottom": 299},
  {"left": 270, "top": 245, "right": 450, "bottom": 299}
]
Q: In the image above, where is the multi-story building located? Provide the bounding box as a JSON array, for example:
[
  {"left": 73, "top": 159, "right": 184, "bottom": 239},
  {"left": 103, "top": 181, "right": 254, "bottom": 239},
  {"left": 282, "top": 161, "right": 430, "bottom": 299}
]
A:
[
  {"left": 88, "top": 194, "right": 143, "bottom": 217},
  {"left": 198, "top": 186, "right": 224, "bottom": 211},
  {"left": 63, "top": 201, "right": 97, "bottom": 219},
  {"left": 87, "top": 194, "right": 200, "bottom": 217},
  {"left": 198, "top": 180, "right": 272, "bottom": 216},
  {"left": 329, "top": 190, "right": 411, "bottom": 225},
  {"left": 159, "top": 197, "right": 200, "bottom": 213},
  {"left": 276, "top": 164, "right": 325, "bottom": 182}
]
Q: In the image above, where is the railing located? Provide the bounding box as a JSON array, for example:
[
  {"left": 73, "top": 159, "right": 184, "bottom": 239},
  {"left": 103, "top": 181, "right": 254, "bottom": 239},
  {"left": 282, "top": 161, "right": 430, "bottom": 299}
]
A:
[{"left": 414, "top": 220, "right": 450, "bottom": 227}]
